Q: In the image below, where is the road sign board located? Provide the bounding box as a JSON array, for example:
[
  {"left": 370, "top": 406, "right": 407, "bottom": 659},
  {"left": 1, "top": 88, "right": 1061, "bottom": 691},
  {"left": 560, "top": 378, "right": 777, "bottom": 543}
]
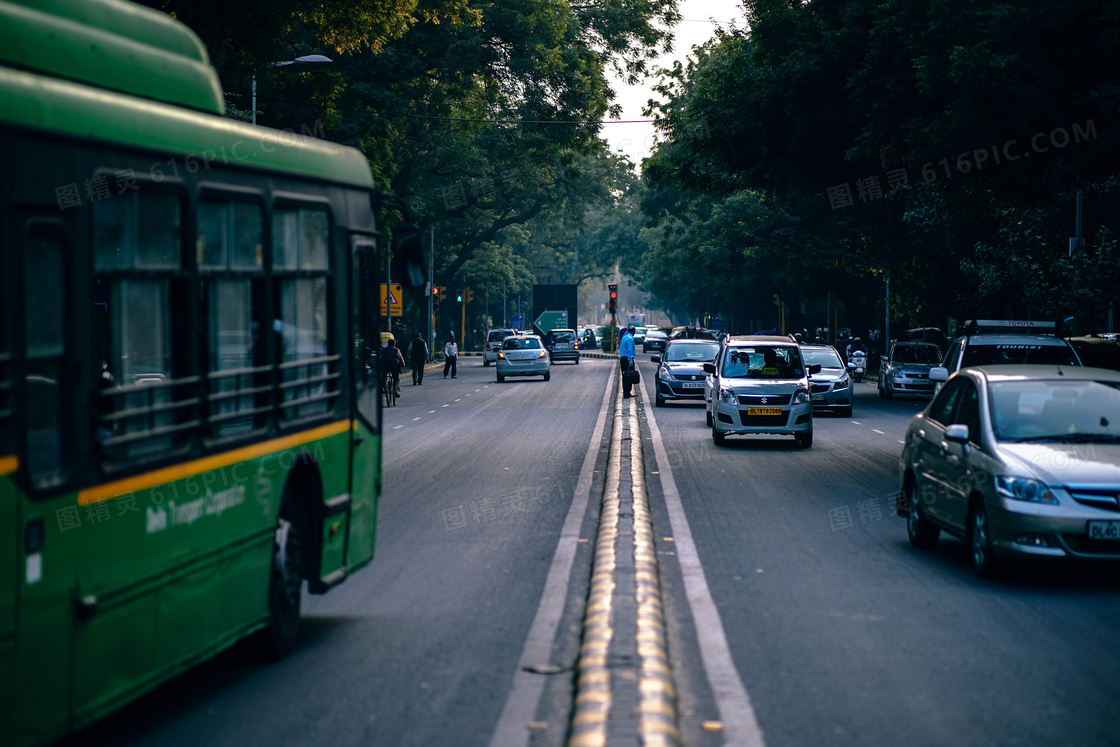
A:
[
  {"left": 380, "top": 284, "right": 403, "bottom": 317},
  {"left": 534, "top": 310, "right": 568, "bottom": 334},
  {"left": 511, "top": 313, "right": 524, "bottom": 330}
]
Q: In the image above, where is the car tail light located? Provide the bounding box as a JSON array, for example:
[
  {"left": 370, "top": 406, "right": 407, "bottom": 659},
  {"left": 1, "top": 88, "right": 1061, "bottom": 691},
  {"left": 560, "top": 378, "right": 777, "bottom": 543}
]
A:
[
  {"left": 498, "top": 352, "right": 506, "bottom": 359},
  {"left": 538, "top": 351, "right": 548, "bottom": 358}
]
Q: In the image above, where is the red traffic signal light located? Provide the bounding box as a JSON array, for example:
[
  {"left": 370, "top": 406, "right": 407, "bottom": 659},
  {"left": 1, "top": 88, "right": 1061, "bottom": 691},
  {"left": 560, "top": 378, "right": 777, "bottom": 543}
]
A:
[
  {"left": 608, "top": 284, "right": 617, "bottom": 300},
  {"left": 608, "top": 284, "right": 618, "bottom": 314}
]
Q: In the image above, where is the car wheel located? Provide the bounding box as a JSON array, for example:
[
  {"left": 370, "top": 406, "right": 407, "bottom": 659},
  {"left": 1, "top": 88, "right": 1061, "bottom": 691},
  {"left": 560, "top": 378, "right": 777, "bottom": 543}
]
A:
[
  {"left": 706, "top": 407, "right": 713, "bottom": 427},
  {"left": 968, "top": 500, "right": 1000, "bottom": 577},
  {"left": 655, "top": 394, "right": 664, "bottom": 407},
  {"left": 483, "top": 358, "right": 490, "bottom": 367},
  {"left": 796, "top": 430, "right": 812, "bottom": 448},
  {"left": 839, "top": 406, "right": 853, "bottom": 418},
  {"left": 906, "top": 482, "right": 940, "bottom": 549},
  {"left": 883, "top": 385, "right": 893, "bottom": 400},
  {"left": 544, "top": 371, "right": 551, "bottom": 381},
  {"left": 575, "top": 357, "right": 580, "bottom": 365},
  {"left": 878, "top": 380, "right": 884, "bottom": 398},
  {"left": 497, "top": 374, "right": 505, "bottom": 383},
  {"left": 711, "top": 419, "right": 725, "bottom": 445}
]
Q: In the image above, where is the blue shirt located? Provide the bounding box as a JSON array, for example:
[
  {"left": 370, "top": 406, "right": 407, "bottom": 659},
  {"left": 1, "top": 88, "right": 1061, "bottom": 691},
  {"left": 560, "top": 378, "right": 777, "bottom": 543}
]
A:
[{"left": 619, "top": 331, "right": 635, "bottom": 361}]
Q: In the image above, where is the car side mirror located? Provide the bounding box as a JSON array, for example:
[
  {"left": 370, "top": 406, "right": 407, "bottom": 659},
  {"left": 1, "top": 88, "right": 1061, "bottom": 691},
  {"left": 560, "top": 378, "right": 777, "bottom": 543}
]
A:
[
  {"left": 929, "top": 367, "right": 948, "bottom": 382},
  {"left": 650, "top": 355, "right": 662, "bottom": 363},
  {"left": 808, "top": 363, "right": 822, "bottom": 375},
  {"left": 945, "top": 423, "right": 969, "bottom": 443},
  {"left": 702, "top": 363, "right": 716, "bottom": 374}
]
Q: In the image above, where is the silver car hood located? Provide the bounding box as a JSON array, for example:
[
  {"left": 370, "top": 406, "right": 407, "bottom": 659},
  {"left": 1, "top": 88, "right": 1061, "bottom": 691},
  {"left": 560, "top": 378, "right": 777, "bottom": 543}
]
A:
[
  {"left": 997, "top": 443, "right": 1120, "bottom": 485},
  {"left": 809, "top": 368, "right": 846, "bottom": 382},
  {"left": 724, "top": 378, "right": 807, "bottom": 393}
]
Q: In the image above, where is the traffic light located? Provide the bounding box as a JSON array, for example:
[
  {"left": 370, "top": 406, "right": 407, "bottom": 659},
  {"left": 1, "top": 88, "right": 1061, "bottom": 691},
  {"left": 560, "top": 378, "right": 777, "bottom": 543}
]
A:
[
  {"left": 391, "top": 223, "right": 426, "bottom": 288},
  {"left": 608, "top": 284, "right": 617, "bottom": 315},
  {"left": 433, "top": 286, "right": 443, "bottom": 308},
  {"left": 456, "top": 291, "right": 463, "bottom": 303},
  {"left": 465, "top": 288, "right": 474, "bottom": 303}
]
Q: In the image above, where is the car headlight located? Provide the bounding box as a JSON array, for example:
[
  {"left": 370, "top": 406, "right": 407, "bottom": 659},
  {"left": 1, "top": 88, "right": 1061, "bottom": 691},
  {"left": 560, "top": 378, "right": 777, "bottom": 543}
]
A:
[
  {"left": 718, "top": 387, "right": 737, "bottom": 405},
  {"left": 834, "top": 377, "right": 849, "bottom": 390},
  {"left": 658, "top": 367, "right": 672, "bottom": 381},
  {"left": 792, "top": 388, "right": 810, "bottom": 405},
  {"left": 995, "top": 476, "right": 1060, "bottom": 505}
]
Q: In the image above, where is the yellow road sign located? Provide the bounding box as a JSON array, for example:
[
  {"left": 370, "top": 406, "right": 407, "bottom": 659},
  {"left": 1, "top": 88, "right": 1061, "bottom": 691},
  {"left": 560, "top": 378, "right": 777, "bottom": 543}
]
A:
[{"left": 380, "top": 284, "right": 403, "bottom": 316}]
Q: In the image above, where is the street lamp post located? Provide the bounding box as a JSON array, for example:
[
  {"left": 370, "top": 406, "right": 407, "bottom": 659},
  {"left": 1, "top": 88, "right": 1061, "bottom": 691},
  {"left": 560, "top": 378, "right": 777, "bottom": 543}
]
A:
[{"left": 252, "top": 54, "right": 332, "bottom": 125}]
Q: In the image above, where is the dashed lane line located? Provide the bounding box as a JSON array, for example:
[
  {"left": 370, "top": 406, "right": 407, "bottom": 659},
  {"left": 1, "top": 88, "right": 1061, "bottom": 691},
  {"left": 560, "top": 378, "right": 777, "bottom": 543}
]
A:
[{"left": 873, "top": 429, "right": 886, "bottom": 435}]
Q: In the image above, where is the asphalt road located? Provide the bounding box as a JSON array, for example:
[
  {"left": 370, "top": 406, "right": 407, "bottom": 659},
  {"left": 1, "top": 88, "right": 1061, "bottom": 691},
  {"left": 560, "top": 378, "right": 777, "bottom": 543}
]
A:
[{"left": 69, "top": 355, "right": 1120, "bottom": 747}]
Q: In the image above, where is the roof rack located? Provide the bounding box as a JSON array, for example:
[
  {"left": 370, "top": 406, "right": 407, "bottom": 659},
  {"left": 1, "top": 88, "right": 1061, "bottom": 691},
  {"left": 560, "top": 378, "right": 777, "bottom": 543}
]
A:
[{"left": 962, "top": 319, "right": 1058, "bottom": 335}]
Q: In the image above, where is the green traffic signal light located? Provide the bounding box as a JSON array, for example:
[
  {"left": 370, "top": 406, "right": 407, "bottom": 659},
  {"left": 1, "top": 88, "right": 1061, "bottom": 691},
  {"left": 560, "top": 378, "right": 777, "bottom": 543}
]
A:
[{"left": 457, "top": 294, "right": 463, "bottom": 302}]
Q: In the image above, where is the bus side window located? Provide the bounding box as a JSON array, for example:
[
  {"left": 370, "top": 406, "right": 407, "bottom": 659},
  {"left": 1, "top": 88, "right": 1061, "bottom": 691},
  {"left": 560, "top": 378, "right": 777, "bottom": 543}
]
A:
[
  {"left": 22, "top": 221, "right": 68, "bottom": 487},
  {"left": 273, "top": 206, "right": 333, "bottom": 420},
  {"left": 198, "top": 198, "right": 265, "bottom": 437},
  {"left": 92, "top": 188, "right": 187, "bottom": 462}
]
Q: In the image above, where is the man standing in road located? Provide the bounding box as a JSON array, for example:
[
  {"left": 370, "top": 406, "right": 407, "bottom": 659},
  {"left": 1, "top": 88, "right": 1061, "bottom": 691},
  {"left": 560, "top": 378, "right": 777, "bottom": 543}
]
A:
[
  {"left": 443, "top": 333, "right": 459, "bottom": 379},
  {"left": 619, "top": 324, "right": 636, "bottom": 399},
  {"left": 408, "top": 331, "right": 428, "bottom": 385}
]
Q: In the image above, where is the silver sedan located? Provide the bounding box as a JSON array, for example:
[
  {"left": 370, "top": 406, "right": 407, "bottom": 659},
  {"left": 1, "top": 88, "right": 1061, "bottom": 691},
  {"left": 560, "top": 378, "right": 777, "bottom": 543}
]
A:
[
  {"left": 496, "top": 335, "right": 551, "bottom": 382},
  {"left": 898, "top": 365, "right": 1120, "bottom": 576}
]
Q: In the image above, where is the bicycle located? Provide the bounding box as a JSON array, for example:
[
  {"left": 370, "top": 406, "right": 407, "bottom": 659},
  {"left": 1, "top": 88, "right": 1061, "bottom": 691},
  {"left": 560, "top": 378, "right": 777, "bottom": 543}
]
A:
[{"left": 384, "top": 371, "right": 397, "bottom": 407}]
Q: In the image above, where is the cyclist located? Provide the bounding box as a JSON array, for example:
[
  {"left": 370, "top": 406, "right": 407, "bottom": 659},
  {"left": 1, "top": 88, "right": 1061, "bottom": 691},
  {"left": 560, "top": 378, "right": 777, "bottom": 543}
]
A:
[{"left": 381, "top": 338, "right": 405, "bottom": 397}]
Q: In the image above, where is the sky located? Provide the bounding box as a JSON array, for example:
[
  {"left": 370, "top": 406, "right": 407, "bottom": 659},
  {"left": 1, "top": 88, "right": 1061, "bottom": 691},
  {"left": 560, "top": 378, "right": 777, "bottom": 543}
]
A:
[{"left": 602, "top": 0, "right": 746, "bottom": 168}]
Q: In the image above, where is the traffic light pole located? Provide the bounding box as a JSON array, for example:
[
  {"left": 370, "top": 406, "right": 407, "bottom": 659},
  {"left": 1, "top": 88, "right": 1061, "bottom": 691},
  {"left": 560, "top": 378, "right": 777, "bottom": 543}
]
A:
[{"left": 429, "top": 226, "right": 434, "bottom": 362}]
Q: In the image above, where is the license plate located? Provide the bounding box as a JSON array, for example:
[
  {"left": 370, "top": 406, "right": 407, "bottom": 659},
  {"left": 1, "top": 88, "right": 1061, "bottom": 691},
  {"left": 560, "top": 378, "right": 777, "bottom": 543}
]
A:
[
  {"left": 811, "top": 395, "right": 825, "bottom": 402},
  {"left": 1087, "top": 520, "right": 1120, "bottom": 540},
  {"left": 681, "top": 382, "right": 704, "bottom": 389},
  {"left": 746, "top": 407, "right": 782, "bottom": 416}
]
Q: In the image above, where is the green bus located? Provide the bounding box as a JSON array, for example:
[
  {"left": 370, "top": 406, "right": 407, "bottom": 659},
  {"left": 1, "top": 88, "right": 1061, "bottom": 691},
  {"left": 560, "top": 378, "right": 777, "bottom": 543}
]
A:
[{"left": 0, "top": 1, "right": 386, "bottom": 744}]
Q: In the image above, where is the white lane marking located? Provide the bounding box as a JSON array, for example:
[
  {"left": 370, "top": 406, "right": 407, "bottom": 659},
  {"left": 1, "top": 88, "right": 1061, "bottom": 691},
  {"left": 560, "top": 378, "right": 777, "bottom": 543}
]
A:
[
  {"left": 898, "top": 440, "right": 905, "bottom": 444},
  {"left": 489, "top": 366, "right": 617, "bottom": 747},
  {"left": 455, "top": 399, "right": 462, "bottom": 402},
  {"left": 428, "top": 410, "right": 436, "bottom": 414},
  {"left": 413, "top": 417, "right": 421, "bottom": 421},
  {"left": 442, "top": 404, "right": 449, "bottom": 408},
  {"left": 851, "top": 421, "right": 862, "bottom": 425},
  {"left": 636, "top": 373, "right": 766, "bottom": 747},
  {"left": 466, "top": 393, "right": 471, "bottom": 396},
  {"left": 476, "top": 389, "right": 481, "bottom": 392},
  {"left": 392, "top": 425, "right": 403, "bottom": 430},
  {"left": 873, "top": 429, "right": 886, "bottom": 435}
]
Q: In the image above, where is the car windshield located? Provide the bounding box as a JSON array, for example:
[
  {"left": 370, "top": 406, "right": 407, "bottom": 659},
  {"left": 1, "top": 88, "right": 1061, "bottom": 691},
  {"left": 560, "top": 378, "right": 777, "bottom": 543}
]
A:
[
  {"left": 721, "top": 346, "right": 804, "bottom": 379},
  {"left": 489, "top": 330, "right": 514, "bottom": 342},
  {"left": 801, "top": 349, "right": 843, "bottom": 368},
  {"left": 648, "top": 331, "right": 666, "bottom": 339},
  {"left": 989, "top": 379, "right": 1120, "bottom": 442},
  {"left": 962, "top": 342, "right": 1079, "bottom": 368},
  {"left": 503, "top": 338, "right": 541, "bottom": 350},
  {"left": 891, "top": 345, "right": 942, "bottom": 364},
  {"left": 665, "top": 342, "right": 719, "bottom": 362}
]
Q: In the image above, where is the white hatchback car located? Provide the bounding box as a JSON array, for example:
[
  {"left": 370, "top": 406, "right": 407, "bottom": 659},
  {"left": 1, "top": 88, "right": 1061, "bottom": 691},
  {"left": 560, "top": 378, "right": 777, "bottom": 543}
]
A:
[
  {"left": 496, "top": 335, "right": 551, "bottom": 382},
  {"left": 704, "top": 337, "right": 821, "bottom": 447}
]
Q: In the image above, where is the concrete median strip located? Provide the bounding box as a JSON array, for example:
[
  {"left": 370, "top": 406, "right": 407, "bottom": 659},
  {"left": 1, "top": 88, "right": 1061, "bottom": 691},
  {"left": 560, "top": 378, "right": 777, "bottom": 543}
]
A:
[{"left": 568, "top": 386, "right": 681, "bottom": 747}]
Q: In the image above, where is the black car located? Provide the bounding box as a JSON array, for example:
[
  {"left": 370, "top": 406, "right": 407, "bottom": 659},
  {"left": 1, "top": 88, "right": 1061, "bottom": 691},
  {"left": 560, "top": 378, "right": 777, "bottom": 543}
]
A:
[
  {"left": 643, "top": 330, "right": 668, "bottom": 353},
  {"left": 651, "top": 339, "right": 721, "bottom": 407}
]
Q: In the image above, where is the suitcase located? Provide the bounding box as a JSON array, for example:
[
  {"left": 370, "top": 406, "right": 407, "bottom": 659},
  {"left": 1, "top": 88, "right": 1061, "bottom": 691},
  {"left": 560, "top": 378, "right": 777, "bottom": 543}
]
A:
[{"left": 623, "top": 369, "right": 640, "bottom": 385}]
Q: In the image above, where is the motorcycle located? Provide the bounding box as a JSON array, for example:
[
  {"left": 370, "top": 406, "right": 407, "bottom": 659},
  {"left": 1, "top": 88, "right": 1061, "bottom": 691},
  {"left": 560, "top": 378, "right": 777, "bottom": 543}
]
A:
[{"left": 847, "top": 350, "right": 867, "bottom": 383}]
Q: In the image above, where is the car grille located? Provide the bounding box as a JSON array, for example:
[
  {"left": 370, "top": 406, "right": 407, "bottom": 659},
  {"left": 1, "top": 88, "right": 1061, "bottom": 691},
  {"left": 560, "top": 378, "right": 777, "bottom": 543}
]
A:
[
  {"left": 740, "top": 411, "right": 789, "bottom": 427},
  {"left": 1061, "top": 536, "right": 1120, "bottom": 556},
  {"left": 1069, "top": 489, "right": 1120, "bottom": 513},
  {"left": 810, "top": 384, "right": 830, "bottom": 393},
  {"left": 738, "top": 394, "right": 791, "bottom": 406},
  {"left": 905, "top": 372, "right": 929, "bottom": 379},
  {"left": 674, "top": 374, "right": 705, "bottom": 381}
]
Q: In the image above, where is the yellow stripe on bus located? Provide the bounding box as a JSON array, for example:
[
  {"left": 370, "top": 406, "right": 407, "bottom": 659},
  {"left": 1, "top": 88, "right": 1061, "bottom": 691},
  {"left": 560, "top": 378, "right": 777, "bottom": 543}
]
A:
[
  {"left": 0, "top": 455, "right": 18, "bottom": 476},
  {"left": 78, "top": 420, "right": 351, "bottom": 506}
]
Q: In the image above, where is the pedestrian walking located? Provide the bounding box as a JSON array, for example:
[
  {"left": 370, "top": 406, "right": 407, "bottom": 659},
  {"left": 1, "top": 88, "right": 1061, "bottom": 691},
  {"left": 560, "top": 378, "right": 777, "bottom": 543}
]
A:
[
  {"left": 443, "top": 333, "right": 459, "bottom": 379},
  {"left": 619, "top": 324, "right": 637, "bottom": 398},
  {"left": 408, "top": 331, "right": 428, "bottom": 385}
]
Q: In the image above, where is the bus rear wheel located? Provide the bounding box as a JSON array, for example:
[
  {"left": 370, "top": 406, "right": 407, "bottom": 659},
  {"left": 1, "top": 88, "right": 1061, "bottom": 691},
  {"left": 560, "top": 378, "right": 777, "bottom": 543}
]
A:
[{"left": 261, "top": 502, "right": 305, "bottom": 659}]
